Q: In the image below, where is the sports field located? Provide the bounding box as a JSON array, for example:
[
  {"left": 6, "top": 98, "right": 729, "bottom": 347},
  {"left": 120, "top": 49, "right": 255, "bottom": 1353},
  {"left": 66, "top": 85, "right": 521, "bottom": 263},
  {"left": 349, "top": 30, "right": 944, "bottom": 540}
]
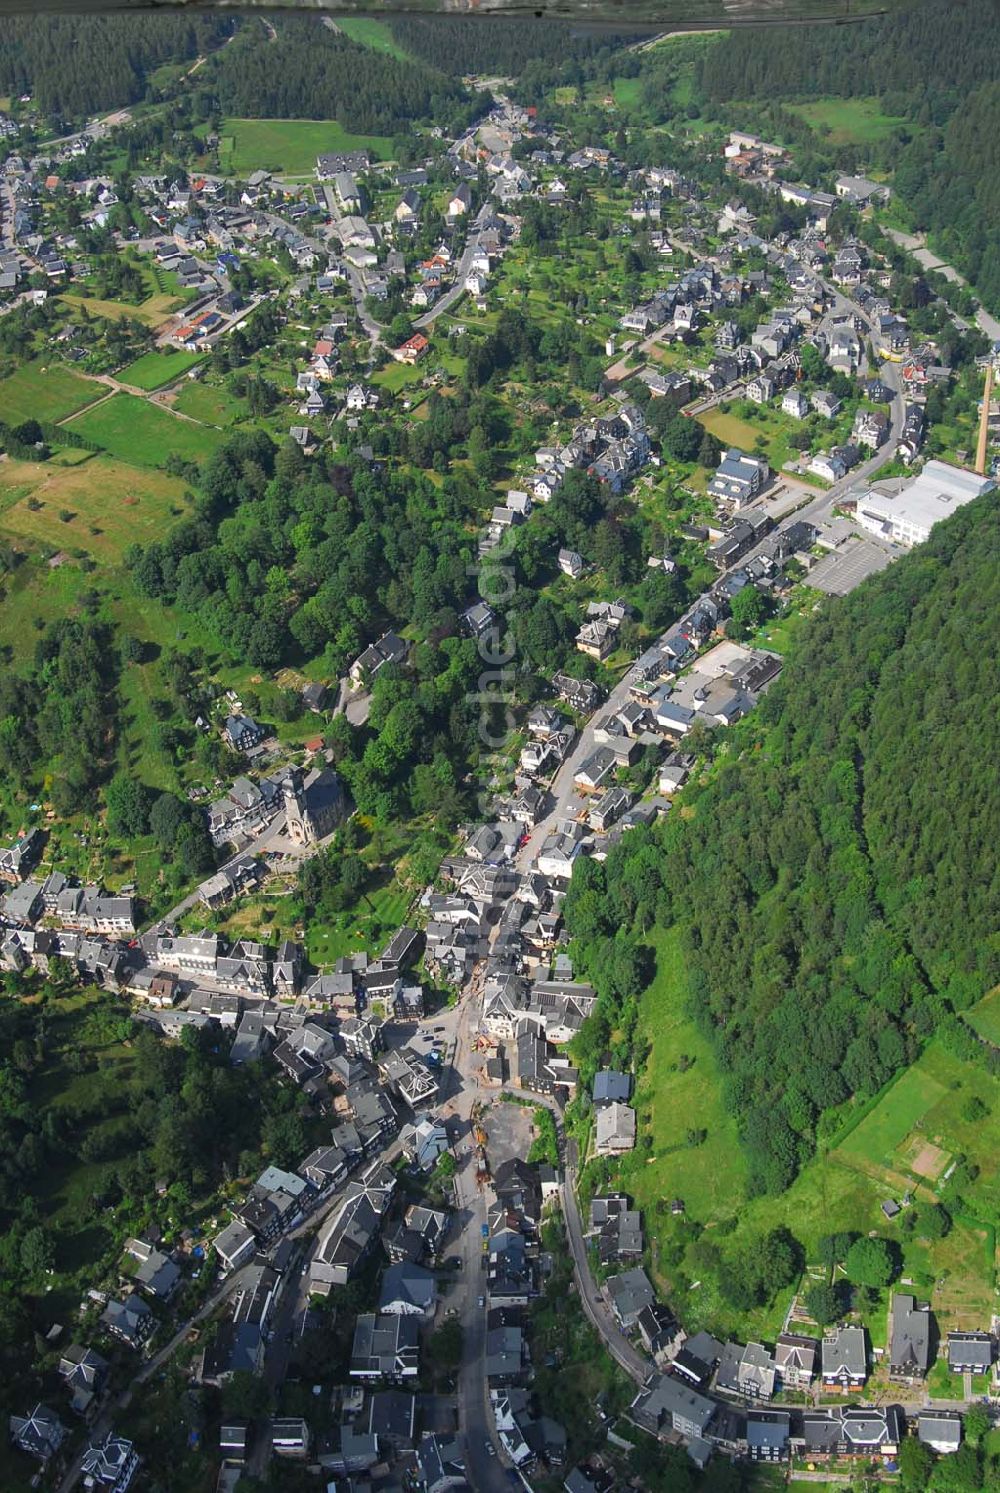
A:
[
  {"left": 219, "top": 118, "right": 393, "bottom": 177},
  {"left": 119, "top": 349, "right": 204, "bottom": 391},
  {"left": 0, "top": 455, "right": 191, "bottom": 562},
  {"left": 0, "top": 361, "right": 101, "bottom": 426},
  {"left": 65, "top": 393, "right": 225, "bottom": 468}
]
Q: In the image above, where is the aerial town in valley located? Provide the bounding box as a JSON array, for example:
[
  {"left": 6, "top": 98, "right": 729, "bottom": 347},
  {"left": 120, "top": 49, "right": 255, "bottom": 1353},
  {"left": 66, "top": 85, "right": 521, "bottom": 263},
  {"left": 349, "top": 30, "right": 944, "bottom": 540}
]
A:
[{"left": 1, "top": 10, "right": 1000, "bottom": 1493}]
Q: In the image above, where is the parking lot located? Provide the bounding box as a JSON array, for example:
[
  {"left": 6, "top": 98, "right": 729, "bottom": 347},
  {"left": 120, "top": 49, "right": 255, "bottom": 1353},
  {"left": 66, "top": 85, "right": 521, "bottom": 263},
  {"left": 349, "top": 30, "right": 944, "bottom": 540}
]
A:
[
  {"left": 480, "top": 1096, "right": 537, "bottom": 1171},
  {"left": 809, "top": 536, "right": 896, "bottom": 595}
]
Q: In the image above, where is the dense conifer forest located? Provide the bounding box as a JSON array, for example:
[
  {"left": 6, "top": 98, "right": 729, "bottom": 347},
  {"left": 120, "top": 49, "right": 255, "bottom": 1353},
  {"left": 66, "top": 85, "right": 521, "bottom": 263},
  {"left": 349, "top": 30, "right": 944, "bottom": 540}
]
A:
[
  {"left": 388, "top": 17, "right": 640, "bottom": 78},
  {"left": 209, "top": 18, "right": 473, "bottom": 138},
  {"left": 0, "top": 15, "right": 232, "bottom": 118},
  {"left": 566, "top": 493, "right": 1000, "bottom": 1195}
]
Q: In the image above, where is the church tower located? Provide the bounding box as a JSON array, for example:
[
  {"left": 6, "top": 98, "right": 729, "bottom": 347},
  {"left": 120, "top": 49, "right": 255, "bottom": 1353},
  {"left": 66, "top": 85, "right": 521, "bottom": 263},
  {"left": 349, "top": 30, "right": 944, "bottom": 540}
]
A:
[{"left": 282, "top": 768, "right": 310, "bottom": 846}]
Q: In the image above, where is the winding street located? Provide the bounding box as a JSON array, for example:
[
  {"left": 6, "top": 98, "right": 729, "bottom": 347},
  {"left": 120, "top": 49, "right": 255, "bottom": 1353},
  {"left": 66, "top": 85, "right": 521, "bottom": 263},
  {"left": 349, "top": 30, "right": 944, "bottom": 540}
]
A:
[
  {"left": 55, "top": 1263, "right": 254, "bottom": 1493},
  {"left": 414, "top": 200, "right": 495, "bottom": 329}
]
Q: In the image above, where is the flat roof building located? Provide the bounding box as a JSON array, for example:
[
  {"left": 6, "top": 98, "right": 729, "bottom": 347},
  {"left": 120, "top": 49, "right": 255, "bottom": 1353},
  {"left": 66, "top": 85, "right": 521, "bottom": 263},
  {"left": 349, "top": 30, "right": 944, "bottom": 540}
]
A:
[{"left": 856, "top": 460, "right": 994, "bottom": 548}]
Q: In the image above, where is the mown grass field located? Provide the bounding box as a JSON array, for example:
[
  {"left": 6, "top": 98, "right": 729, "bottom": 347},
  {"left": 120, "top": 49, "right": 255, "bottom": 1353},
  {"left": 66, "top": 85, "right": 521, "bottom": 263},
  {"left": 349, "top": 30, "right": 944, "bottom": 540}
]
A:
[
  {"left": 833, "top": 1043, "right": 1000, "bottom": 1198},
  {"left": 219, "top": 117, "right": 393, "bottom": 176},
  {"left": 835, "top": 1064, "right": 947, "bottom": 1174},
  {"left": 119, "top": 348, "right": 204, "bottom": 391},
  {"left": 0, "top": 454, "right": 191, "bottom": 562},
  {"left": 698, "top": 399, "right": 817, "bottom": 473},
  {"left": 0, "top": 359, "right": 102, "bottom": 425},
  {"left": 373, "top": 359, "right": 426, "bottom": 393},
  {"left": 336, "top": 16, "right": 412, "bottom": 60},
  {"left": 172, "top": 379, "right": 249, "bottom": 427},
  {"left": 65, "top": 393, "right": 226, "bottom": 467},
  {"left": 785, "top": 95, "right": 907, "bottom": 146},
  {"left": 619, "top": 924, "right": 748, "bottom": 1223},
  {"left": 967, "top": 986, "right": 1000, "bottom": 1045},
  {"left": 697, "top": 407, "right": 761, "bottom": 449},
  {"left": 61, "top": 289, "right": 183, "bottom": 329}
]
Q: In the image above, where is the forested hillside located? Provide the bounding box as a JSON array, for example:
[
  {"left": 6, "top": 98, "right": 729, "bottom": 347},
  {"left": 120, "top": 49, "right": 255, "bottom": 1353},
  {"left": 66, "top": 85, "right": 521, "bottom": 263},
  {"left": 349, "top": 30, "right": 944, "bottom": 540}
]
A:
[
  {"left": 0, "top": 14, "right": 232, "bottom": 118},
  {"left": 699, "top": 0, "right": 1000, "bottom": 108},
  {"left": 388, "top": 17, "right": 639, "bottom": 78},
  {"left": 209, "top": 17, "right": 472, "bottom": 137},
  {"left": 698, "top": 0, "right": 1000, "bottom": 310},
  {"left": 566, "top": 493, "right": 1000, "bottom": 1195}
]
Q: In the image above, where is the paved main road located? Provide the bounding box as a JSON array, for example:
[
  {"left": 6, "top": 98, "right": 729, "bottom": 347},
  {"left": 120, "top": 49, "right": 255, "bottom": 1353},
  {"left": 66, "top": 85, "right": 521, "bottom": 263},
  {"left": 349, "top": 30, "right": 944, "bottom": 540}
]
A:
[
  {"left": 516, "top": 278, "right": 904, "bottom": 874},
  {"left": 885, "top": 228, "right": 1000, "bottom": 343},
  {"left": 414, "top": 201, "right": 495, "bottom": 330}
]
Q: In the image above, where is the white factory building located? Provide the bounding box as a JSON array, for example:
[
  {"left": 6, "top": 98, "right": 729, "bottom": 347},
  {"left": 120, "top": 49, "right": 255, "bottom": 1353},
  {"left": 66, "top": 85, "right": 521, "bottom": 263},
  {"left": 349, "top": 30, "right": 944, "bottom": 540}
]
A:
[{"left": 856, "top": 460, "right": 995, "bottom": 547}]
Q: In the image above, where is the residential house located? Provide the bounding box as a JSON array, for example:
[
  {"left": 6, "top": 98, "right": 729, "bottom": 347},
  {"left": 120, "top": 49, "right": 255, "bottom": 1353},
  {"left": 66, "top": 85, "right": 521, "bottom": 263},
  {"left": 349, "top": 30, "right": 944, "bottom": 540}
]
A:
[
  {"left": 821, "top": 1324, "right": 867, "bottom": 1389},
  {"left": 774, "top": 1332, "right": 817, "bottom": 1389},
  {"left": 708, "top": 448, "right": 770, "bottom": 509},
  {"left": 630, "top": 1374, "right": 715, "bottom": 1442},
  {"left": 782, "top": 389, "right": 808, "bottom": 419},
  {"left": 130, "top": 1245, "right": 181, "bottom": 1303},
  {"left": 447, "top": 183, "right": 472, "bottom": 218},
  {"left": 889, "top": 1294, "right": 931, "bottom": 1383},
  {"left": 392, "top": 333, "right": 429, "bottom": 365},
  {"left": 223, "top": 714, "right": 264, "bottom": 753},
  {"left": 605, "top": 1266, "right": 654, "bottom": 1329},
  {"left": 658, "top": 751, "right": 694, "bottom": 796},
  {"left": 79, "top": 1432, "right": 139, "bottom": 1492},
  {"left": 553, "top": 674, "right": 602, "bottom": 713},
  {"left": 310, "top": 1170, "right": 395, "bottom": 1289},
  {"left": 574, "top": 619, "right": 615, "bottom": 661},
  {"left": 594, "top": 1102, "right": 636, "bottom": 1156},
  {"left": 350, "top": 631, "right": 409, "bottom": 688},
  {"left": 947, "top": 1331, "right": 993, "bottom": 1375},
  {"left": 853, "top": 407, "right": 890, "bottom": 451},
  {"left": 558, "top": 548, "right": 584, "bottom": 579},
  {"left": 811, "top": 389, "right": 841, "bottom": 419},
  {"left": 635, "top": 1303, "right": 680, "bottom": 1361},
  {"left": 100, "top": 1294, "right": 154, "bottom": 1351},
  {"left": 589, "top": 1194, "right": 643, "bottom": 1265},
  {"left": 897, "top": 402, "right": 925, "bottom": 463},
  {"left": 350, "top": 1313, "right": 420, "bottom": 1382},
  {"left": 716, "top": 1340, "right": 776, "bottom": 1401},
  {"left": 462, "top": 601, "right": 496, "bottom": 639},
  {"left": 416, "top": 1432, "right": 466, "bottom": 1493},
  {"left": 399, "top": 1115, "right": 449, "bottom": 1171},
  {"left": 0, "top": 826, "right": 43, "bottom": 885},
  {"left": 59, "top": 1345, "right": 109, "bottom": 1417},
  {"left": 917, "top": 1410, "right": 963, "bottom": 1455},
  {"left": 213, "top": 1219, "right": 257, "bottom": 1273},
  {"left": 840, "top": 1405, "right": 904, "bottom": 1455},
  {"left": 593, "top": 1070, "right": 631, "bottom": 1107},
  {"left": 9, "top": 1404, "right": 67, "bottom": 1462},
  {"left": 200, "top": 1264, "right": 279, "bottom": 1382},
  {"left": 746, "top": 1411, "right": 790, "bottom": 1463},
  {"left": 378, "top": 1262, "right": 436, "bottom": 1317},
  {"left": 746, "top": 374, "right": 775, "bottom": 405}
]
